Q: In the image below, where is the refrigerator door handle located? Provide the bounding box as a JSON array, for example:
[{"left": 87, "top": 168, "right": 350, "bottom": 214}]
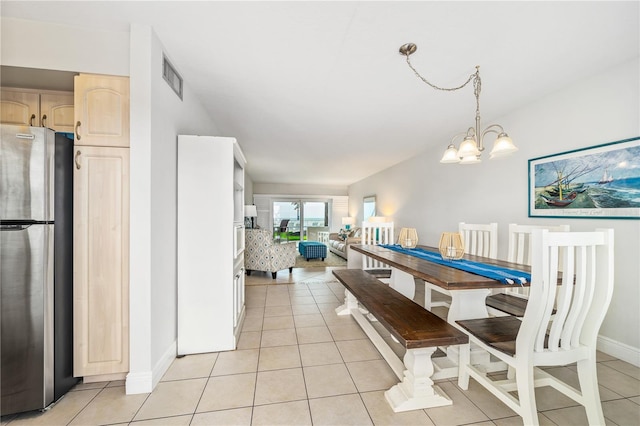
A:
[
  {"left": 1, "top": 223, "right": 33, "bottom": 231},
  {"left": 16, "top": 133, "right": 35, "bottom": 140}
]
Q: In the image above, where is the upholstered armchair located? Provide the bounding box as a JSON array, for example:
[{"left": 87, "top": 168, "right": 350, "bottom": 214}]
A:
[{"left": 245, "top": 229, "right": 297, "bottom": 278}]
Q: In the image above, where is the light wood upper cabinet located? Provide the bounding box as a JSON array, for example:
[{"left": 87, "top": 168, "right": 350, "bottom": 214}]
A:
[
  {"left": 40, "top": 93, "right": 74, "bottom": 132},
  {"left": 1, "top": 88, "right": 74, "bottom": 131},
  {"left": 73, "top": 145, "right": 130, "bottom": 377},
  {"left": 74, "top": 74, "right": 130, "bottom": 147},
  {"left": 0, "top": 89, "right": 39, "bottom": 126}
]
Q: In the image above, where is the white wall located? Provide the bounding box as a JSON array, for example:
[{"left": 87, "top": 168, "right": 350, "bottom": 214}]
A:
[
  {"left": 1, "top": 17, "right": 129, "bottom": 75},
  {"left": 254, "top": 182, "right": 348, "bottom": 196},
  {"left": 128, "top": 24, "right": 223, "bottom": 393},
  {"left": 349, "top": 58, "right": 640, "bottom": 365}
]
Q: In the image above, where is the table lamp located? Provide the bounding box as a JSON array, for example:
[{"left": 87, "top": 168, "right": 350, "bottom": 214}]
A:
[
  {"left": 244, "top": 205, "right": 257, "bottom": 229},
  {"left": 342, "top": 217, "right": 355, "bottom": 230}
]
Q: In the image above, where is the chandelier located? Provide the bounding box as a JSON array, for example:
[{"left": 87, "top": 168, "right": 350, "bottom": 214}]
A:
[{"left": 399, "top": 43, "right": 518, "bottom": 164}]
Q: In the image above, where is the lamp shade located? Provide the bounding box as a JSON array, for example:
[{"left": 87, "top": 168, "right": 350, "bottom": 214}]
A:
[
  {"left": 459, "top": 155, "right": 481, "bottom": 165},
  {"left": 368, "top": 216, "right": 387, "bottom": 223},
  {"left": 489, "top": 133, "right": 518, "bottom": 158},
  {"left": 457, "top": 136, "right": 481, "bottom": 157},
  {"left": 440, "top": 144, "right": 460, "bottom": 164},
  {"left": 244, "top": 205, "right": 257, "bottom": 217},
  {"left": 341, "top": 217, "right": 355, "bottom": 226}
]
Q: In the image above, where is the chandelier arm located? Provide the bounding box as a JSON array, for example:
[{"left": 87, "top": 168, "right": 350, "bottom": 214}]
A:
[
  {"left": 480, "top": 124, "right": 505, "bottom": 140},
  {"left": 404, "top": 55, "right": 476, "bottom": 92}
]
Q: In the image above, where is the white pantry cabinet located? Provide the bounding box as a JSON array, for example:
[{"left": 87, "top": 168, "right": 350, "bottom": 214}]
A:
[{"left": 177, "top": 135, "right": 247, "bottom": 355}]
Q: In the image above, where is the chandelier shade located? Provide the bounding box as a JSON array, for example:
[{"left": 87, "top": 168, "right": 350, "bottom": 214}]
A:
[
  {"left": 440, "top": 144, "right": 460, "bottom": 164},
  {"left": 489, "top": 133, "right": 518, "bottom": 158},
  {"left": 457, "top": 136, "right": 481, "bottom": 158}
]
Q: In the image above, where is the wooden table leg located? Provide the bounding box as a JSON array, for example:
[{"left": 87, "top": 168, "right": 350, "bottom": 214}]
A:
[
  {"left": 390, "top": 267, "right": 415, "bottom": 299},
  {"left": 447, "top": 288, "right": 491, "bottom": 324}
]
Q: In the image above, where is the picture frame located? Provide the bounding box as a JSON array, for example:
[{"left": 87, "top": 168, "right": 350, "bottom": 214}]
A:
[{"left": 528, "top": 137, "right": 640, "bottom": 219}]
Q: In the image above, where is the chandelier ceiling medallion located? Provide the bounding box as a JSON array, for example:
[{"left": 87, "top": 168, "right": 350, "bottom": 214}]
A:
[{"left": 399, "top": 43, "right": 518, "bottom": 164}]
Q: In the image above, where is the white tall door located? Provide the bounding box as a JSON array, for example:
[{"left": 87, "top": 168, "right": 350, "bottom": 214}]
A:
[
  {"left": 74, "top": 74, "right": 130, "bottom": 147},
  {"left": 73, "top": 145, "right": 130, "bottom": 376}
]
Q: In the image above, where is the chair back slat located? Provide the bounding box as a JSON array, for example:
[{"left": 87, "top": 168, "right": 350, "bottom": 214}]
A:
[
  {"left": 506, "top": 224, "right": 570, "bottom": 298},
  {"left": 458, "top": 222, "right": 498, "bottom": 259},
  {"left": 568, "top": 246, "right": 598, "bottom": 349},
  {"left": 507, "top": 223, "right": 571, "bottom": 266},
  {"left": 362, "top": 221, "right": 394, "bottom": 270},
  {"left": 520, "top": 229, "right": 614, "bottom": 357}
]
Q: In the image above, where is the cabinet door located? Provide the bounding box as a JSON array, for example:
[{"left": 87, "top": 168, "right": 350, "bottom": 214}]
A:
[
  {"left": 74, "top": 74, "right": 129, "bottom": 147},
  {"left": 40, "top": 93, "right": 74, "bottom": 132},
  {"left": 233, "top": 264, "right": 245, "bottom": 332},
  {"left": 1, "top": 89, "right": 39, "bottom": 126},
  {"left": 73, "top": 146, "right": 130, "bottom": 376}
]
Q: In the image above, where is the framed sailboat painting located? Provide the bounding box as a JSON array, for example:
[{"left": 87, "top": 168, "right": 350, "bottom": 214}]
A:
[{"left": 528, "top": 137, "right": 640, "bottom": 219}]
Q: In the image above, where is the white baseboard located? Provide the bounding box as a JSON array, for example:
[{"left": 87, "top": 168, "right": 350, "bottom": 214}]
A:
[
  {"left": 125, "top": 370, "right": 153, "bottom": 394},
  {"left": 597, "top": 334, "right": 640, "bottom": 367},
  {"left": 125, "top": 340, "right": 177, "bottom": 395}
]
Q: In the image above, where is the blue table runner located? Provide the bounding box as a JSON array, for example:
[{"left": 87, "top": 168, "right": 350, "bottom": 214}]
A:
[{"left": 379, "top": 244, "right": 530, "bottom": 285}]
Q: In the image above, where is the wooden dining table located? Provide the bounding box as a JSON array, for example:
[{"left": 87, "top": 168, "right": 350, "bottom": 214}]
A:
[
  {"left": 348, "top": 244, "right": 531, "bottom": 324},
  {"left": 347, "top": 244, "right": 532, "bottom": 378}
]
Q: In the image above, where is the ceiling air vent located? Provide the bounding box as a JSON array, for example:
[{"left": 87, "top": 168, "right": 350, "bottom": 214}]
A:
[{"left": 163, "top": 55, "right": 183, "bottom": 100}]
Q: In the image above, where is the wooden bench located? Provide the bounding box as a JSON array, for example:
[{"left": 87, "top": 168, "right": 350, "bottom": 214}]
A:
[
  {"left": 333, "top": 269, "right": 468, "bottom": 412},
  {"left": 485, "top": 293, "right": 528, "bottom": 317}
]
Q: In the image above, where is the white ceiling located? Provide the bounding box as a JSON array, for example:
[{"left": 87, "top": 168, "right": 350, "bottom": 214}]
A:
[{"left": 3, "top": 1, "right": 638, "bottom": 186}]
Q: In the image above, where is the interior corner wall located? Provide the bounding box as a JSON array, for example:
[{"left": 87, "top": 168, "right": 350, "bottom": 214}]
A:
[
  {"left": 128, "top": 24, "right": 222, "bottom": 394},
  {"left": 348, "top": 58, "right": 640, "bottom": 365}
]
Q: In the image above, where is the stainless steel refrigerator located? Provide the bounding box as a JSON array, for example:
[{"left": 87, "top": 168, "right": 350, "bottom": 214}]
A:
[{"left": 1, "top": 124, "right": 77, "bottom": 415}]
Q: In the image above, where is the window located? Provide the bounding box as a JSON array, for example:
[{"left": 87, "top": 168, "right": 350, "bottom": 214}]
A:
[
  {"left": 272, "top": 199, "right": 329, "bottom": 241},
  {"left": 363, "top": 195, "right": 376, "bottom": 221}
]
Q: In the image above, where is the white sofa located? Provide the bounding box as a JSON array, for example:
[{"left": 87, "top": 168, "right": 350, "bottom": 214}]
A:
[{"left": 327, "top": 228, "right": 361, "bottom": 259}]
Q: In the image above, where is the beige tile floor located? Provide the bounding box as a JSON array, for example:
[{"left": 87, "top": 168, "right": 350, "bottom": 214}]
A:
[{"left": 2, "top": 266, "right": 639, "bottom": 425}]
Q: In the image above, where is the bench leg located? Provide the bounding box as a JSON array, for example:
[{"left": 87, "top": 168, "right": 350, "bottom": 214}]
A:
[
  {"left": 385, "top": 347, "right": 453, "bottom": 412},
  {"left": 335, "top": 289, "right": 359, "bottom": 316}
]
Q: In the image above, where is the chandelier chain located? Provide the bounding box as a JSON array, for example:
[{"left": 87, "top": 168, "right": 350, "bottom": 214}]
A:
[
  {"left": 404, "top": 55, "right": 477, "bottom": 92},
  {"left": 398, "top": 42, "right": 517, "bottom": 163}
]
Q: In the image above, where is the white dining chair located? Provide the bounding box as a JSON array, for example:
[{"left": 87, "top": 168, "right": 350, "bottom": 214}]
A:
[
  {"left": 361, "top": 221, "right": 394, "bottom": 282},
  {"left": 424, "top": 222, "right": 498, "bottom": 311},
  {"left": 457, "top": 228, "right": 615, "bottom": 426},
  {"left": 486, "top": 223, "right": 570, "bottom": 317}
]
